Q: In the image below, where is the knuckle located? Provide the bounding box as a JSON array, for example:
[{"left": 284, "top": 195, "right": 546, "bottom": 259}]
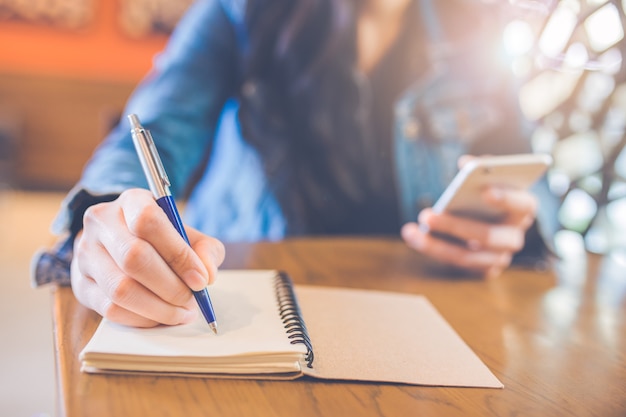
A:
[
  {"left": 108, "top": 276, "right": 137, "bottom": 305},
  {"left": 127, "top": 204, "right": 162, "bottom": 238},
  {"left": 73, "top": 232, "right": 89, "bottom": 255},
  {"left": 165, "top": 246, "right": 193, "bottom": 270},
  {"left": 82, "top": 203, "right": 108, "bottom": 227},
  {"left": 118, "top": 239, "right": 152, "bottom": 275},
  {"left": 120, "top": 188, "right": 148, "bottom": 202},
  {"left": 100, "top": 300, "right": 121, "bottom": 321},
  {"left": 170, "top": 285, "right": 193, "bottom": 307}
]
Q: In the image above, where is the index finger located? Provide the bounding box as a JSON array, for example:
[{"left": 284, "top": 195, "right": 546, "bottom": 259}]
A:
[{"left": 118, "top": 190, "right": 210, "bottom": 291}]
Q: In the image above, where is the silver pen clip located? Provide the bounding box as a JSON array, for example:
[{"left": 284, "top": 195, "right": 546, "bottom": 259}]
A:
[
  {"left": 128, "top": 114, "right": 171, "bottom": 198},
  {"left": 144, "top": 129, "right": 171, "bottom": 189}
]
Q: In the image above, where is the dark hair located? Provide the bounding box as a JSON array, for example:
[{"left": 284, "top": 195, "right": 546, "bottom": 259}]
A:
[{"left": 237, "top": 0, "right": 371, "bottom": 234}]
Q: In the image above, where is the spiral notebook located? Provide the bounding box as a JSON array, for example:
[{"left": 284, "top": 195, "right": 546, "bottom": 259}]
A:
[{"left": 80, "top": 270, "right": 503, "bottom": 388}]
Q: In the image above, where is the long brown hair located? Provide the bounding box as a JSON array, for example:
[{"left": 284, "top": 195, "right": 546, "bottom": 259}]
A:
[{"left": 237, "top": 0, "right": 368, "bottom": 234}]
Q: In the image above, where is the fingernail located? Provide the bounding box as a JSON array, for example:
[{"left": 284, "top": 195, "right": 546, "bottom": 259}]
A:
[
  {"left": 418, "top": 210, "right": 430, "bottom": 224},
  {"left": 181, "top": 308, "right": 198, "bottom": 324},
  {"left": 402, "top": 224, "right": 419, "bottom": 240},
  {"left": 185, "top": 269, "right": 208, "bottom": 290}
]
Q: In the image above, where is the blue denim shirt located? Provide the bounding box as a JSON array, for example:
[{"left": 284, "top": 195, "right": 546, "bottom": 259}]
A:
[{"left": 33, "top": 0, "right": 559, "bottom": 286}]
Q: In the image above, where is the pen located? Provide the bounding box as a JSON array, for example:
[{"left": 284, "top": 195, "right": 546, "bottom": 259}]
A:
[{"left": 128, "top": 114, "right": 218, "bottom": 334}]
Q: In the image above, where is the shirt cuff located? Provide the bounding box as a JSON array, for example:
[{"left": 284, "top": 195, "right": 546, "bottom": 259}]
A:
[
  {"left": 31, "top": 188, "right": 120, "bottom": 287},
  {"left": 31, "top": 236, "right": 74, "bottom": 287}
]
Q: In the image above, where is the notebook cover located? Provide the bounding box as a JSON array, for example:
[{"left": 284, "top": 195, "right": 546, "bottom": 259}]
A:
[{"left": 296, "top": 285, "right": 503, "bottom": 388}]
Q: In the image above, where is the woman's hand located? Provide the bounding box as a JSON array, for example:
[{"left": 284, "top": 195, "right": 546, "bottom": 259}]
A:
[
  {"left": 70, "top": 188, "right": 225, "bottom": 327},
  {"left": 401, "top": 184, "right": 537, "bottom": 279}
]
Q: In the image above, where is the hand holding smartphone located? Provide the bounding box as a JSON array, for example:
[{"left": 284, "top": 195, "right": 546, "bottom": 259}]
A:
[{"left": 432, "top": 153, "right": 552, "bottom": 223}]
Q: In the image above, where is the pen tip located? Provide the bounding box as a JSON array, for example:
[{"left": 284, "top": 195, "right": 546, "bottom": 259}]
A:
[{"left": 209, "top": 322, "right": 218, "bottom": 335}]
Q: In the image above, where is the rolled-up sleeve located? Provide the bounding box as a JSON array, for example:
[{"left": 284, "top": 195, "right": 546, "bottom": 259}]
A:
[{"left": 33, "top": 0, "right": 241, "bottom": 286}]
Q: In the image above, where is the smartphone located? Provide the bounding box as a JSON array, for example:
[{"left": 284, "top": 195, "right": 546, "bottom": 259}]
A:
[{"left": 432, "top": 153, "right": 553, "bottom": 223}]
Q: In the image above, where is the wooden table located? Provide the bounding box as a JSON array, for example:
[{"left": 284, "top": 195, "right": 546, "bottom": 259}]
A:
[{"left": 52, "top": 238, "right": 626, "bottom": 417}]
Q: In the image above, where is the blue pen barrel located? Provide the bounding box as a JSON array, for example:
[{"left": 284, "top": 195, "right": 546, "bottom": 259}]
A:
[
  {"left": 193, "top": 287, "right": 217, "bottom": 325},
  {"left": 156, "top": 195, "right": 190, "bottom": 244},
  {"left": 156, "top": 195, "right": 217, "bottom": 325}
]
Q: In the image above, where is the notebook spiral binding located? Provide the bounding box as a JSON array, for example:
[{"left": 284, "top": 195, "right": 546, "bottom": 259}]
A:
[{"left": 274, "top": 271, "right": 315, "bottom": 368}]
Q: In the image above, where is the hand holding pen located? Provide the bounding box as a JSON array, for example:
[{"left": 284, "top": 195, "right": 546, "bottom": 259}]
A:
[
  {"left": 69, "top": 119, "right": 225, "bottom": 330},
  {"left": 128, "top": 114, "right": 219, "bottom": 333}
]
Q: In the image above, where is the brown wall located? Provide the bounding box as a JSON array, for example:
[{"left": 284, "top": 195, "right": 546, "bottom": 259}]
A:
[
  {"left": 0, "top": 2, "right": 168, "bottom": 83},
  {"left": 0, "top": 2, "right": 172, "bottom": 190},
  {"left": 0, "top": 73, "right": 135, "bottom": 190}
]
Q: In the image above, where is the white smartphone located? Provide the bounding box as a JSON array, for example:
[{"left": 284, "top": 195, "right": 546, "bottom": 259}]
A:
[{"left": 432, "top": 153, "right": 553, "bottom": 222}]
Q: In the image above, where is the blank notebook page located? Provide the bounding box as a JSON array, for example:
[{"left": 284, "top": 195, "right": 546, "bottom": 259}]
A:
[{"left": 80, "top": 270, "right": 307, "bottom": 361}]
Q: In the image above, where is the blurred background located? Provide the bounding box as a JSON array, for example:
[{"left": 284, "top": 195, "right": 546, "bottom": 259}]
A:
[
  {"left": 0, "top": 0, "right": 190, "bottom": 191},
  {"left": 0, "top": 1, "right": 193, "bottom": 416},
  {"left": 0, "top": 0, "right": 625, "bottom": 416},
  {"left": 506, "top": 0, "right": 626, "bottom": 258}
]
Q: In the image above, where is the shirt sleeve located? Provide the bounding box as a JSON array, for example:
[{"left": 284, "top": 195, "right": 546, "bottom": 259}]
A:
[{"left": 32, "top": 0, "right": 241, "bottom": 286}]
